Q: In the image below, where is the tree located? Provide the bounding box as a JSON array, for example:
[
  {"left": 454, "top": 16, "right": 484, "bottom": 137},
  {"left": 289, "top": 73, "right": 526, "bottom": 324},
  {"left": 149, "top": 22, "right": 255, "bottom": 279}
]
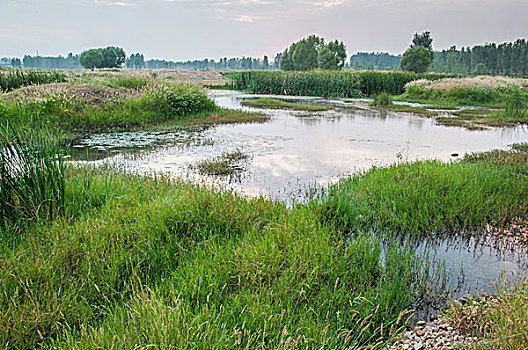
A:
[
  {"left": 279, "top": 49, "right": 294, "bottom": 70},
  {"left": 318, "top": 47, "right": 338, "bottom": 70},
  {"left": 400, "top": 46, "right": 432, "bottom": 73},
  {"left": 411, "top": 31, "right": 433, "bottom": 51},
  {"left": 102, "top": 47, "right": 118, "bottom": 68},
  {"left": 280, "top": 35, "right": 347, "bottom": 71},
  {"left": 80, "top": 47, "right": 126, "bottom": 70},
  {"left": 411, "top": 31, "right": 433, "bottom": 60},
  {"left": 292, "top": 39, "right": 318, "bottom": 71},
  {"left": 326, "top": 40, "right": 347, "bottom": 69},
  {"left": 80, "top": 49, "right": 103, "bottom": 70},
  {"left": 263, "top": 55, "right": 269, "bottom": 69},
  {"left": 11, "top": 58, "right": 21, "bottom": 67}
]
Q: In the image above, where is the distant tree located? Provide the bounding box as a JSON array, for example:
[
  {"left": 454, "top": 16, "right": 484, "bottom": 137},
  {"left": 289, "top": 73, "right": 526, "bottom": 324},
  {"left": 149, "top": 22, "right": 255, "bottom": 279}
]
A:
[
  {"left": 400, "top": 46, "right": 432, "bottom": 73},
  {"left": 318, "top": 47, "right": 338, "bottom": 70},
  {"left": 80, "top": 47, "right": 125, "bottom": 70},
  {"left": 280, "top": 35, "right": 347, "bottom": 71},
  {"left": 326, "top": 40, "right": 347, "bottom": 69},
  {"left": 279, "top": 49, "right": 294, "bottom": 70},
  {"left": 474, "top": 63, "right": 488, "bottom": 75},
  {"left": 102, "top": 47, "right": 118, "bottom": 68},
  {"left": 292, "top": 39, "right": 319, "bottom": 71},
  {"left": 263, "top": 55, "right": 269, "bottom": 69},
  {"left": 80, "top": 49, "right": 103, "bottom": 70},
  {"left": 11, "top": 58, "right": 21, "bottom": 67},
  {"left": 411, "top": 31, "right": 433, "bottom": 51},
  {"left": 411, "top": 31, "right": 434, "bottom": 60},
  {"left": 274, "top": 53, "right": 282, "bottom": 69}
]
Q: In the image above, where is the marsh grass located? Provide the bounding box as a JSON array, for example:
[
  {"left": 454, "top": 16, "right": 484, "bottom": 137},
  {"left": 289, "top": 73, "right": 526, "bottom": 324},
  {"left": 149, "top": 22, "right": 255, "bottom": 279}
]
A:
[
  {"left": 323, "top": 147, "right": 528, "bottom": 235},
  {"left": 241, "top": 97, "right": 333, "bottom": 111},
  {"left": 230, "top": 71, "right": 453, "bottom": 98},
  {"left": 372, "top": 92, "right": 393, "bottom": 107},
  {"left": 0, "top": 123, "right": 65, "bottom": 233},
  {"left": 0, "top": 69, "right": 66, "bottom": 93},
  {"left": 0, "top": 165, "right": 448, "bottom": 349}
]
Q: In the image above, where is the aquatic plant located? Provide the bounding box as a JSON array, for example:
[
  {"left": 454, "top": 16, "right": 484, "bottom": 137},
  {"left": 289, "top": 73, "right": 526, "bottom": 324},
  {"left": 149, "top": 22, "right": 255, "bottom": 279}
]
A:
[
  {"left": 0, "top": 123, "right": 65, "bottom": 232},
  {"left": 0, "top": 69, "right": 66, "bottom": 93},
  {"left": 229, "top": 70, "right": 453, "bottom": 97},
  {"left": 373, "top": 92, "right": 393, "bottom": 107},
  {"left": 324, "top": 149, "right": 528, "bottom": 235}
]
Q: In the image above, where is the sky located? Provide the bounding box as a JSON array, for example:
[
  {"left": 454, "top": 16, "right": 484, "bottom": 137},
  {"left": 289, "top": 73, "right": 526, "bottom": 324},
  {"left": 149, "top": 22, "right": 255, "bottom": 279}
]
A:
[{"left": 2, "top": 0, "right": 527, "bottom": 61}]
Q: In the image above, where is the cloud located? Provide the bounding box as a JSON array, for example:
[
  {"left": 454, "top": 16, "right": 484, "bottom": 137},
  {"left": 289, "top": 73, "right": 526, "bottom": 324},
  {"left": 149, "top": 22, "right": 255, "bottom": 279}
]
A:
[
  {"left": 236, "top": 15, "right": 257, "bottom": 22},
  {"left": 108, "top": 1, "right": 133, "bottom": 5},
  {"left": 312, "top": 0, "right": 346, "bottom": 8}
]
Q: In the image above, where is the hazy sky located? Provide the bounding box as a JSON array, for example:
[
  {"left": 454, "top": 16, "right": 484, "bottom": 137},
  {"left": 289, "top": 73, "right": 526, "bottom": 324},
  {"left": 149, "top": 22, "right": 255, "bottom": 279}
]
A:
[{"left": 2, "top": 0, "right": 527, "bottom": 61}]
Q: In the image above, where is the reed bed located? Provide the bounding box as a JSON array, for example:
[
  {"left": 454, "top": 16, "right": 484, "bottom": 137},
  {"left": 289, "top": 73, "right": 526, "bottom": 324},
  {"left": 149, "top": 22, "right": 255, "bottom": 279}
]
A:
[
  {"left": 229, "top": 71, "right": 453, "bottom": 97},
  {"left": 0, "top": 123, "right": 65, "bottom": 233},
  {"left": 0, "top": 69, "right": 66, "bottom": 93}
]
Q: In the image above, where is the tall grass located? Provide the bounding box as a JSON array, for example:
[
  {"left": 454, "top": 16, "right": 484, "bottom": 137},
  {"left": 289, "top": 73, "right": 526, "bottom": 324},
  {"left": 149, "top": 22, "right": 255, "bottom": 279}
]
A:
[
  {"left": 0, "top": 165, "right": 446, "bottom": 349},
  {"left": 0, "top": 69, "right": 66, "bottom": 93},
  {"left": 322, "top": 149, "right": 528, "bottom": 236},
  {"left": 0, "top": 123, "right": 65, "bottom": 233},
  {"left": 229, "top": 71, "right": 454, "bottom": 97},
  {"left": 503, "top": 87, "right": 528, "bottom": 120}
]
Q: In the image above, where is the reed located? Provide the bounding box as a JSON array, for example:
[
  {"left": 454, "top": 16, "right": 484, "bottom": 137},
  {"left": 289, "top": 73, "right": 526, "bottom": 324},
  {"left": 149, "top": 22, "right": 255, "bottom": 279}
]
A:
[
  {"left": 0, "top": 69, "right": 66, "bottom": 93},
  {"left": 229, "top": 71, "right": 453, "bottom": 97},
  {"left": 0, "top": 123, "right": 65, "bottom": 233}
]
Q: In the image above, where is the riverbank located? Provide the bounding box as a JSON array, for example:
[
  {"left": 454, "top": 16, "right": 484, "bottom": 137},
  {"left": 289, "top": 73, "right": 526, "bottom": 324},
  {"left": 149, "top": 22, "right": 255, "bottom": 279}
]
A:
[
  {"left": 375, "top": 76, "right": 528, "bottom": 129},
  {"left": 0, "top": 74, "right": 267, "bottom": 141}
]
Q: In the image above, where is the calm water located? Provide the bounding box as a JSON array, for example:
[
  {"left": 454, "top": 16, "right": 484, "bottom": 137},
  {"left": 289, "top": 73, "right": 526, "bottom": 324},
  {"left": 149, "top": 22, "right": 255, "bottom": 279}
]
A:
[{"left": 72, "top": 90, "right": 528, "bottom": 299}]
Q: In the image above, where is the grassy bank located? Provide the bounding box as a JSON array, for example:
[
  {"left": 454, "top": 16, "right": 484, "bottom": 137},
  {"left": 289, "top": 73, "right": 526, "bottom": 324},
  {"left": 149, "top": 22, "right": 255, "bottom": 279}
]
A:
[
  {"left": 320, "top": 145, "right": 528, "bottom": 236},
  {"left": 228, "top": 71, "right": 455, "bottom": 97},
  {"left": 361, "top": 77, "right": 528, "bottom": 129},
  {"left": 1, "top": 164, "right": 437, "bottom": 349},
  {"left": 241, "top": 97, "right": 333, "bottom": 111},
  {"left": 0, "top": 80, "right": 267, "bottom": 138}
]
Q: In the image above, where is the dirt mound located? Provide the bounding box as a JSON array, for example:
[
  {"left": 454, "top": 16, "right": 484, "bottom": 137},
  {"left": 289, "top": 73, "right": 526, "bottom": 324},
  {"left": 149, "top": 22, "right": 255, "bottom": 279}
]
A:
[{"left": 1, "top": 83, "right": 140, "bottom": 105}]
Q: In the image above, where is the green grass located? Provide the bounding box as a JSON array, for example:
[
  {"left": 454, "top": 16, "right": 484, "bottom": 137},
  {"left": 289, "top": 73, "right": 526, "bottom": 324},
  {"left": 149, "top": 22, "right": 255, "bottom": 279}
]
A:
[
  {"left": 0, "top": 69, "right": 66, "bottom": 92},
  {"left": 0, "top": 83, "right": 266, "bottom": 137},
  {"left": 0, "top": 123, "right": 65, "bottom": 233},
  {"left": 0, "top": 165, "right": 441, "bottom": 349},
  {"left": 241, "top": 97, "right": 333, "bottom": 111},
  {"left": 321, "top": 146, "right": 528, "bottom": 236}
]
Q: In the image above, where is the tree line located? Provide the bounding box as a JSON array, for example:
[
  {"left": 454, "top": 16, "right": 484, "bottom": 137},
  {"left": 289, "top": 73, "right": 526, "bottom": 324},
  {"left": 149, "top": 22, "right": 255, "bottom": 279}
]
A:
[
  {"left": 351, "top": 37, "right": 528, "bottom": 76},
  {"left": 431, "top": 39, "right": 528, "bottom": 75},
  {"left": 142, "top": 56, "right": 277, "bottom": 70}
]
